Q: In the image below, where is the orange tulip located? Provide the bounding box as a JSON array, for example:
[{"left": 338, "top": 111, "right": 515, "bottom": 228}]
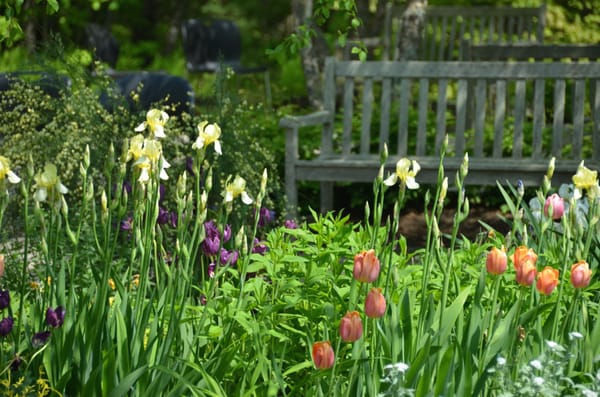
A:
[
  {"left": 353, "top": 249, "right": 381, "bottom": 283},
  {"left": 486, "top": 246, "right": 507, "bottom": 275},
  {"left": 536, "top": 266, "right": 559, "bottom": 295},
  {"left": 365, "top": 288, "right": 386, "bottom": 318},
  {"left": 571, "top": 260, "right": 592, "bottom": 289},
  {"left": 513, "top": 246, "right": 538, "bottom": 269},
  {"left": 339, "top": 311, "right": 363, "bottom": 342},
  {"left": 312, "top": 341, "right": 335, "bottom": 369},
  {"left": 513, "top": 246, "right": 538, "bottom": 286}
]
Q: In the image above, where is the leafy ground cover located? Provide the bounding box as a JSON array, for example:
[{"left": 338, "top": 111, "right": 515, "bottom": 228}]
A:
[{"left": 0, "top": 109, "right": 598, "bottom": 396}]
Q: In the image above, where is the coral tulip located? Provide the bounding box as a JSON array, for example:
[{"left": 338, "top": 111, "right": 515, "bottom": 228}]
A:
[
  {"left": 536, "top": 267, "right": 559, "bottom": 295},
  {"left": 365, "top": 288, "right": 386, "bottom": 318},
  {"left": 339, "top": 311, "right": 363, "bottom": 342},
  {"left": 513, "top": 246, "right": 538, "bottom": 269},
  {"left": 543, "top": 194, "right": 565, "bottom": 220},
  {"left": 312, "top": 341, "right": 335, "bottom": 369},
  {"left": 571, "top": 260, "right": 592, "bottom": 289},
  {"left": 513, "top": 246, "right": 538, "bottom": 286},
  {"left": 486, "top": 246, "right": 507, "bottom": 275},
  {"left": 353, "top": 249, "right": 381, "bottom": 283}
]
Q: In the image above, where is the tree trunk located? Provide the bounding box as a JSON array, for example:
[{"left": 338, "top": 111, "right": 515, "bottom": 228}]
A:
[
  {"left": 396, "top": 0, "right": 427, "bottom": 61},
  {"left": 292, "top": 0, "right": 327, "bottom": 108}
]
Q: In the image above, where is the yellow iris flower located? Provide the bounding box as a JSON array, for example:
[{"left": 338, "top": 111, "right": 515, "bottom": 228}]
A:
[{"left": 572, "top": 161, "right": 600, "bottom": 199}]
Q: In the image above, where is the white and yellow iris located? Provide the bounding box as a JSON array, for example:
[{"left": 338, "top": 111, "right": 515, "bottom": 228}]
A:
[
  {"left": 0, "top": 156, "right": 20, "bottom": 184},
  {"left": 192, "top": 121, "right": 222, "bottom": 155},
  {"left": 224, "top": 175, "right": 253, "bottom": 205},
  {"left": 135, "top": 109, "right": 169, "bottom": 139},
  {"left": 384, "top": 158, "right": 420, "bottom": 189},
  {"left": 128, "top": 134, "right": 170, "bottom": 183},
  {"left": 33, "top": 163, "right": 68, "bottom": 203}
]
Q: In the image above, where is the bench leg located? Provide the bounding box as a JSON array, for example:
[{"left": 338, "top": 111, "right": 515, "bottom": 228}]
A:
[{"left": 320, "top": 182, "right": 334, "bottom": 214}]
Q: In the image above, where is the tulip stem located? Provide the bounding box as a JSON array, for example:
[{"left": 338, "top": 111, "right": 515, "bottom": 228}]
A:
[{"left": 480, "top": 274, "right": 502, "bottom": 372}]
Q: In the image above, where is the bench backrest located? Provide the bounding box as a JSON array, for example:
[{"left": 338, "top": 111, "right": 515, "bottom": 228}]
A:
[
  {"left": 462, "top": 43, "right": 600, "bottom": 61},
  {"left": 321, "top": 57, "right": 600, "bottom": 165},
  {"left": 382, "top": 4, "right": 546, "bottom": 61}
]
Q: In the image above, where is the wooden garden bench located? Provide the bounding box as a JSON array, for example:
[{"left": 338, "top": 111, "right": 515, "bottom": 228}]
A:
[
  {"left": 280, "top": 57, "right": 600, "bottom": 215},
  {"left": 348, "top": 3, "right": 546, "bottom": 61}
]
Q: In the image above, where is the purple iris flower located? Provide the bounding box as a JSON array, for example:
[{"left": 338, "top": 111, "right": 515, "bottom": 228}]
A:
[
  {"left": 252, "top": 238, "right": 268, "bottom": 255},
  {"left": 223, "top": 224, "right": 232, "bottom": 243},
  {"left": 157, "top": 207, "right": 171, "bottom": 225},
  {"left": 202, "top": 221, "right": 232, "bottom": 256},
  {"left": 0, "top": 316, "right": 13, "bottom": 336},
  {"left": 46, "top": 306, "right": 65, "bottom": 328},
  {"left": 207, "top": 263, "right": 216, "bottom": 278},
  {"left": 32, "top": 331, "right": 51, "bottom": 347},
  {"left": 122, "top": 181, "right": 132, "bottom": 196},
  {"left": 257, "top": 207, "right": 276, "bottom": 227},
  {"left": 219, "top": 248, "right": 239, "bottom": 266},
  {"left": 0, "top": 290, "right": 10, "bottom": 310},
  {"left": 284, "top": 219, "right": 297, "bottom": 229},
  {"left": 120, "top": 216, "right": 134, "bottom": 232}
]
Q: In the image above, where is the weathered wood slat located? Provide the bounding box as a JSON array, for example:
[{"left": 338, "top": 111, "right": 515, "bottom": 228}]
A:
[
  {"left": 455, "top": 79, "right": 468, "bottom": 156},
  {"left": 334, "top": 61, "right": 600, "bottom": 79},
  {"left": 379, "top": 78, "right": 392, "bottom": 154},
  {"left": 513, "top": 80, "right": 526, "bottom": 158},
  {"left": 572, "top": 80, "right": 585, "bottom": 158},
  {"left": 397, "top": 79, "right": 410, "bottom": 156},
  {"left": 474, "top": 79, "right": 486, "bottom": 157},
  {"left": 552, "top": 79, "right": 566, "bottom": 157},
  {"left": 465, "top": 44, "right": 600, "bottom": 61},
  {"left": 493, "top": 80, "right": 506, "bottom": 158},
  {"left": 435, "top": 79, "right": 448, "bottom": 155},
  {"left": 417, "top": 78, "right": 429, "bottom": 156},
  {"left": 342, "top": 78, "right": 354, "bottom": 155},
  {"left": 532, "top": 79, "right": 545, "bottom": 159},
  {"left": 361, "top": 78, "right": 374, "bottom": 154}
]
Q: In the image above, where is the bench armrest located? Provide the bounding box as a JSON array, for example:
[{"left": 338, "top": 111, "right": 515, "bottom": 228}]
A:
[{"left": 279, "top": 110, "right": 332, "bottom": 129}]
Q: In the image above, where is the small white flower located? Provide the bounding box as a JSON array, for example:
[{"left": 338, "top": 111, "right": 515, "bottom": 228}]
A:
[
  {"left": 384, "top": 362, "right": 409, "bottom": 374},
  {"left": 569, "top": 331, "right": 583, "bottom": 340},
  {"left": 533, "top": 376, "right": 544, "bottom": 386},
  {"left": 545, "top": 340, "right": 562, "bottom": 351},
  {"left": 529, "top": 359, "right": 542, "bottom": 370},
  {"left": 496, "top": 356, "right": 506, "bottom": 366},
  {"left": 582, "top": 389, "right": 598, "bottom": 397}
]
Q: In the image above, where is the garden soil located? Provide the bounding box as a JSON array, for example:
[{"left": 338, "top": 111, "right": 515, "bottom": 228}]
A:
[{"left": 397, "top": 206, "right": 511, "bottom": 250}]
